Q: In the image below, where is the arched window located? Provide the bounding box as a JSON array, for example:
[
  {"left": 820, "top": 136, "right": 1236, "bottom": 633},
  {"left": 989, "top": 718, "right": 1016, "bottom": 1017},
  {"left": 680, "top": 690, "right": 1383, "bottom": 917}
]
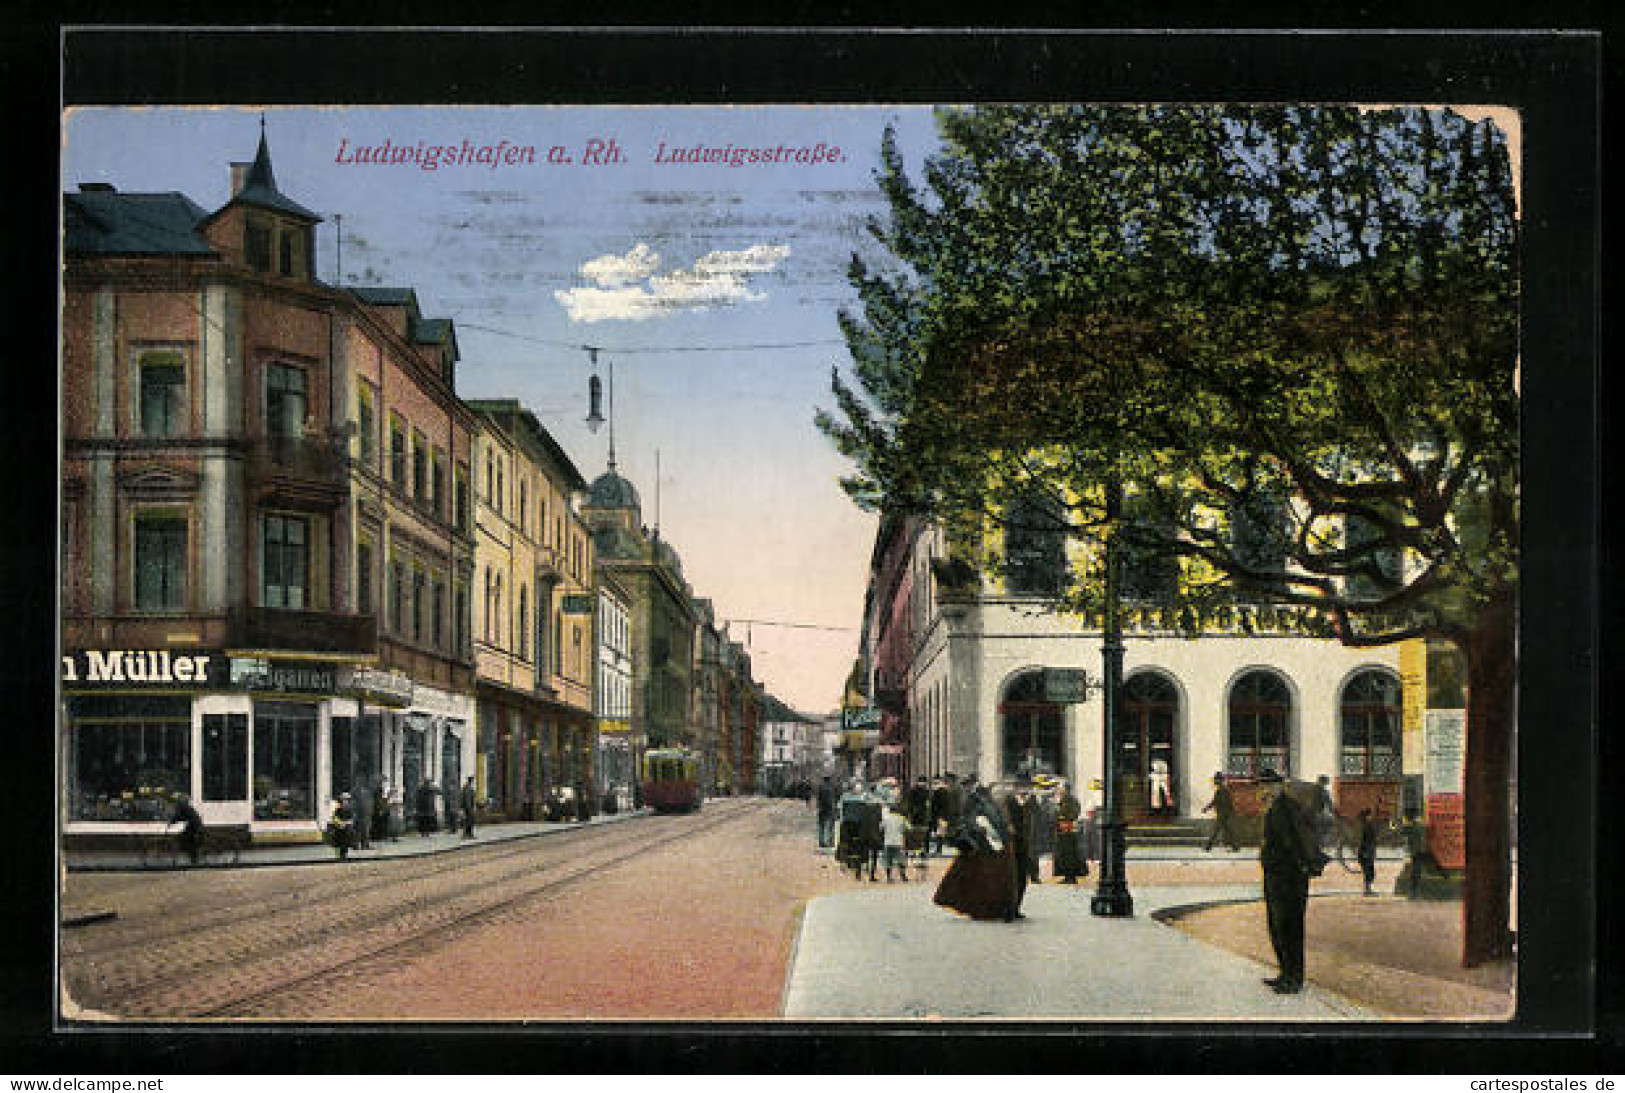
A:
[
  {"left": 999, "top": 671, "right": 1063, "bottom": 781},
  {"left": 1340, "top": 670, "right": 1400, "bottom": 777},
  {"left": 1227, "top": 670, "right": 1291, "bottom": 778}
]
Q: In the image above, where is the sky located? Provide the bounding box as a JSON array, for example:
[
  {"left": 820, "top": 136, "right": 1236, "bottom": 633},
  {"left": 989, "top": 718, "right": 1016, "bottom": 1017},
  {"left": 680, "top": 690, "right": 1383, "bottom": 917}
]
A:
[{"left": 61, "top": 105, "right": 946, "bottom": 715}]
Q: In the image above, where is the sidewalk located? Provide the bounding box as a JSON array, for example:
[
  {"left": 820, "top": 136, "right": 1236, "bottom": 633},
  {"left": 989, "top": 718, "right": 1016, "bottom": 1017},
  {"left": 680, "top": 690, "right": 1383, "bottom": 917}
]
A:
[
  {"left": 65, "top": 809, "right": 648, "bottom": 873},
  {"left": 782, "top": 883, "right": 1381, "bottom": 1021}
]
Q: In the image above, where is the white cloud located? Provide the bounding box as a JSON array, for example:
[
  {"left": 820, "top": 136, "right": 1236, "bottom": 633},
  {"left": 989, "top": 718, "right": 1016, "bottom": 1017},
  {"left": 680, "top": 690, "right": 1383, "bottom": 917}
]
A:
[
  {"left": 555, "top": 242, "right": 791, "bottom": 323},
  {"left": 580, "top": 243, "right": 661, "bottom": 287}
]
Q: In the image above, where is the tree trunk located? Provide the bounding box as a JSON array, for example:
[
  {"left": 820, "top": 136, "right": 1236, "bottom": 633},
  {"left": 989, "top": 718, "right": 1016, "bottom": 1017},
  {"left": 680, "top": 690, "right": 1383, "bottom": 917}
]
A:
[{"left": 1461, "top": 588, "right": 1516, "bottom": 967}]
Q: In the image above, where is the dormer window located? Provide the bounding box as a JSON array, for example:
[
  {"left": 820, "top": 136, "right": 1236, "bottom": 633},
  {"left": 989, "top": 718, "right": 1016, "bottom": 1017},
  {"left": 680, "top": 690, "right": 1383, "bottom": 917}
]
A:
[{"left": 246, "top": 218, "right": 272, "bottom": 272}]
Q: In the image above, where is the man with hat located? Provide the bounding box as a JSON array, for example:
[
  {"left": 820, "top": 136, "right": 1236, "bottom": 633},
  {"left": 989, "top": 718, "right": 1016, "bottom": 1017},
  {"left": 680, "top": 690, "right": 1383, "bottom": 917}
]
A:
[
  {"left": 1202, "top": 771, "right": 1241, "bottom": 852},
  {"left": 328, "top": 792, "right": 358, "bottom": 860},
  {"left": 1258, "top": 769, "right": 1323, "bottom": 994},
  {"left": 1004, "top": 777, "right": 1041, "bottom": 889}
]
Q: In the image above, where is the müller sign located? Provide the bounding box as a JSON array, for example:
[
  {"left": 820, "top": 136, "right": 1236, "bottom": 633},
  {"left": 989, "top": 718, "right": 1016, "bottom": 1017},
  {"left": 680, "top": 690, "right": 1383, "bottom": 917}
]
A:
[{"left": 61, "top": 649, "right": 226, "bottom": 686}]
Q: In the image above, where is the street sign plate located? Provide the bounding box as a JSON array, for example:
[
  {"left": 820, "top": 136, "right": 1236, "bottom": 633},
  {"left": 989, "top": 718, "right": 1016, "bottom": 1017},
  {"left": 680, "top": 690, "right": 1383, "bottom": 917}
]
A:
[
  {"left": 561, "top": 593, "right": 594, "bottom": 615},
  {"left": 1043, "top": 668, "right": 1089, "bottom": 704}
]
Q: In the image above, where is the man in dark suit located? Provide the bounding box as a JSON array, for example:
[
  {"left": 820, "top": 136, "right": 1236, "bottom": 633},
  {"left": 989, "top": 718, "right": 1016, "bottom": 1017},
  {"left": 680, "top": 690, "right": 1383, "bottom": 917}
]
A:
[
  {"left": 1258, "top": 769, "right": 1322, "bottom": 994},
  {"left": 815, "top": 775, "right": 837, "bottom": 847},
  {"left": 1004, "top": 780, "right": 1041, "bottom": 894}
]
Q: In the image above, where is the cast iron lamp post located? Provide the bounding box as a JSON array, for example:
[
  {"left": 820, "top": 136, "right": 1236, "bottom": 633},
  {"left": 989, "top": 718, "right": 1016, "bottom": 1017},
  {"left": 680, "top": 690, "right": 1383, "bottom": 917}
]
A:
[{"left": 1091, "top": 473, "right": 1134, "bottom": 917}]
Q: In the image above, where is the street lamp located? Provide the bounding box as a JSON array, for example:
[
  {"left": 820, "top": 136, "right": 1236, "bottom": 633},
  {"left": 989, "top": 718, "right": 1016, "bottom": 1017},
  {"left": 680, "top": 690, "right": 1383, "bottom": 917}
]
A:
[{"left": 1091, "top": 473, "right": 1134, "bottom": 918}]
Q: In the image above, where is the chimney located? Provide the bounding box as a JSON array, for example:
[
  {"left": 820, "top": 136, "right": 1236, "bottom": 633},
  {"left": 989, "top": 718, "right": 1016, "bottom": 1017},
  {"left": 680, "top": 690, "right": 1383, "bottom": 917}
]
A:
[{"left": 230, "top": 162, "right": 250, "bottom": 196}]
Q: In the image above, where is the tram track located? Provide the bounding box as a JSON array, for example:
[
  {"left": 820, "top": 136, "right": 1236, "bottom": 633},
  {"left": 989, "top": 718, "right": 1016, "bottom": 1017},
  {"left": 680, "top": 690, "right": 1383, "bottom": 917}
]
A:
[
  {"left": 64, "top": 815, "right": 654, "bottom": 961},
  {"left": 65, "top": 798, "right": 769, "bottom": 1020}
]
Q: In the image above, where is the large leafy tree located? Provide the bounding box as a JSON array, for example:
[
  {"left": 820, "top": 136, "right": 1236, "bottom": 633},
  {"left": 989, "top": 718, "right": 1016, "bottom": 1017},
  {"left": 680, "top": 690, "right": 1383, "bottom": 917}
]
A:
[{"left": 818, "top": 104, "right": 1518, "bottom": 966}]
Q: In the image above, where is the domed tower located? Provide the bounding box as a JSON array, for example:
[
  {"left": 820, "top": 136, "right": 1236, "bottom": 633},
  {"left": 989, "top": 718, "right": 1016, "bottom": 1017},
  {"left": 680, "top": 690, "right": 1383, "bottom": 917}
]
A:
[{"left": 581, "top": 464, "right": 644, "bottom": 559}]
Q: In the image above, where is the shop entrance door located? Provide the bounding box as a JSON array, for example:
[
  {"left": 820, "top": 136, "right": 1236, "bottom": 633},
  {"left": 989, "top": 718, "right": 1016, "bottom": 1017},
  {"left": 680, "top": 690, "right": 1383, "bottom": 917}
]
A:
[{"left": 1115, "top": 672, "right": 1180, "bottom": 820}]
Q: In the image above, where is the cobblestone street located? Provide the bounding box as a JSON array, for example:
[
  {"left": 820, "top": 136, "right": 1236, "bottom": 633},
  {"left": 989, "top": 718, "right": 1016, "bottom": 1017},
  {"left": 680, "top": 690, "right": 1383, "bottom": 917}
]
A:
[
  {"left": 61, "top": 798, "right": 1512, "bottom": 1022},
  {"left": 61, "top": 798, "right": 853, "bottom": 1021}
]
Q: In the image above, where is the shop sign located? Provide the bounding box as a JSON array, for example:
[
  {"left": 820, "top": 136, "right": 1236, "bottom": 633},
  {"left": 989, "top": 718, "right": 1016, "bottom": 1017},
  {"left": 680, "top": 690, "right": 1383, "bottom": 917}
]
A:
[
  {"left": 410, "top": 681, "right": 469, "bottom": 717},
  {"left": 61, "top": 649, "right": 226, "bottom": 687},
  {"left": 1423, "top": 709, "right": 1465, "bottom": 794},
  {"left": 598, "top": 718, "right": 631, "bottom": 735},
  {"left": 842, "top": 707, "right": 881, "bottom": 731},
  {"left": 561, "top": 593, "right": 595, "bottom": 615},
  {"left": 230, "top": 656, "right": 337, "bottom": 694},
  {"left": 338, "top": 666, "right": 414, "bottom": 708},
  {"left": 1425, "top": 792, "right": 1466, "bottom": 870},
  {"left": 1042, "top": 668, "right": 1090, "bottom": 704}
]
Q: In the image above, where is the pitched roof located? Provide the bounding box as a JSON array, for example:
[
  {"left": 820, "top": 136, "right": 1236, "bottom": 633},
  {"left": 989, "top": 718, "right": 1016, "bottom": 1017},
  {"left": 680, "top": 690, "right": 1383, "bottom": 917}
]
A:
[
  {"left": 63, "top": 189, "right": 218, "bottom": 257},
  {"left": 223, "top": 129, "right": 321, "bottom": 222}
]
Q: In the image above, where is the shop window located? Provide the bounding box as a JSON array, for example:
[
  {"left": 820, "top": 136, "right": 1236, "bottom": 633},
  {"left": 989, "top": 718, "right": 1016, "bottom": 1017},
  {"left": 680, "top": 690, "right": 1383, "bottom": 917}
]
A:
[
  {"left": 202, "top": 713, "right": 249, "bottom": 801},
  {"left": 253, "top": 702, "right": 316, "bottom": 820},
  {"left": 139, "top": 352, "right": 186, "bottom": 437},
  {"left": 134, "top": 512, "right": 187, "bottom": 611},
  {"left": 998, "top": 671, "right": 1065, "bottom": 781},
  {"left": 1227, "top": 670, "right": 1292, "bottom": 778},
  {"left": 265, "top": 363, "right": 307, "bottom": 440},
  {"left": 262, "top": 513, "right": 309, "bottom": 610},
  {"left": 68, "top": 695, "right": 191, "bottom": 821},
  {"left": 1340, "top": 669, "right": 1401, "bottom": 777}
]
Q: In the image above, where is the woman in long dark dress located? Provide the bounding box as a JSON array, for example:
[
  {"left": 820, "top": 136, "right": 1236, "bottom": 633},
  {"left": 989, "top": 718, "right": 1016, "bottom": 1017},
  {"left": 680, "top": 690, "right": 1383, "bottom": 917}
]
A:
[
  {"left": 933, "top": 783, "right": 1023, "bottom": 921},
  {"left": 1051, "top": 779, "right": 1088, "bottom": 883}
]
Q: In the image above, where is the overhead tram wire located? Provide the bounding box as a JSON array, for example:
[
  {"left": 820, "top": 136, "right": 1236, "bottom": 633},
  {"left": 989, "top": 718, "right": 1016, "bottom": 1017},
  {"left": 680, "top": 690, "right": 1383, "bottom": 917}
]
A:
[
  {"left": 723, "top": 617, "right": 858, "bottom": 650},
  {"left": 458, "top": 322, "right": 846, "bottom": 355}
]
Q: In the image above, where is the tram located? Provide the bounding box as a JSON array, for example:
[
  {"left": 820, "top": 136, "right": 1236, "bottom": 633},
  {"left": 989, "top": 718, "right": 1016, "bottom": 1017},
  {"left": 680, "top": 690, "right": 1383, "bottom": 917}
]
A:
[{"left": 640, "top": 748, "right": 704, "bottom": 813}]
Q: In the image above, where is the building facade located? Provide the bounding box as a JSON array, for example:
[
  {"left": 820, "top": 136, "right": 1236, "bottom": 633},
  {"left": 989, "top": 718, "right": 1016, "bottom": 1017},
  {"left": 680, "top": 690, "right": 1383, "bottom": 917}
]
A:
[
  {"left": 580, "top": 464, "right": 697, "bottom": 794},
  {"left": 61, "top": 128, "right": 476, "bottom": 841},
  {"left": 466, "top": 399, "right": 595, "bottom": 819},
  {"left": 871, "top": 516, "right": 1407, "bottom": 823},
  {"left": 595, "top": 571, "right": 634, "bottom": 808}
]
